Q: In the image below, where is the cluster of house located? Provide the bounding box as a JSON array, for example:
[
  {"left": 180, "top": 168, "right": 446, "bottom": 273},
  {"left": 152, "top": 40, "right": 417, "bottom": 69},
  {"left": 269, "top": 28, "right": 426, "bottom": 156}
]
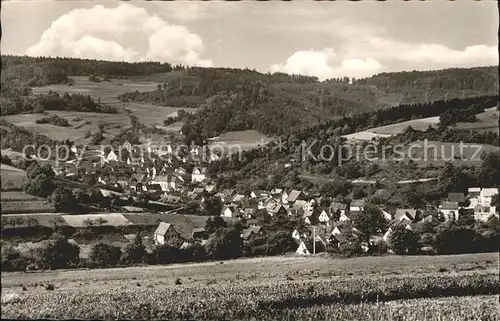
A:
[
  {"left": 212, "top": 186, "right": 499, "bottom": 255},
  {"left": 55, "top": 141, "right": 211, "bottom": 197}
]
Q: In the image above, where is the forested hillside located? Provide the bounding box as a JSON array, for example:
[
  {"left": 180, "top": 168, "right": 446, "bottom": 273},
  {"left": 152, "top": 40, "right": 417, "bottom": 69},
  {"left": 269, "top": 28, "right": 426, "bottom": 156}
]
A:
[
  {"left": 1, "top": 55, "right": 498, "bottom": 140},
  {"left": 353, "top": 67, "right": 498, "bottom": 103}
]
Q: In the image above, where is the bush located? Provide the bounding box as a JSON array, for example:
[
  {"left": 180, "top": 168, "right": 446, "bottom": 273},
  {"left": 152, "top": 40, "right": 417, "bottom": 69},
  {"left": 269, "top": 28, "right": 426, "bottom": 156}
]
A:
[
  {"left": 339, "top": 241, "right": 363, "bottom": 257},
  {"left": 205, "top": 227, "right": 243, "bottom": 260},
  {"left": 35, "top": 234, "right": 80, "bottom": 270},
  {"left": 23, "top": 173, "right": 55, "bottom": 198},
  {"left": 121, "top": 235, "right": 147, "bottom": 264},
  {"left": 90, "top": 243, "right": 121, "bottom": 267},
  {"left": 389, "top": 226, "right": 420, "bottom": 255},
  {"left": 1, "top": 246, "right": 29, "bottom": 272},
  {"left": 35, "top": 115, "right": 69, "bottom": 127},
  {"left": 149, "top": 244, "right": 180, "bottom": 265}
]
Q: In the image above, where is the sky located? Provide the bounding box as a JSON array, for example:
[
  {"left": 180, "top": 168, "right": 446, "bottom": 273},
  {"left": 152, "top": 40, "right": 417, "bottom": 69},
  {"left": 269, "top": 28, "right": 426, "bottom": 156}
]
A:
[{"left": 2, "top": 1, "right": 498, "bottom": 80}]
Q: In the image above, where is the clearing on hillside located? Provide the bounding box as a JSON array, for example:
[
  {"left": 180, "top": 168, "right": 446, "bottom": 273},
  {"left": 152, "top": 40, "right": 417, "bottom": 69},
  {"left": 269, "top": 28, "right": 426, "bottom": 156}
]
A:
[
  {"left": 208, "top": 130, "right": 272, "bottom": 153},
  {"left": 0, "top": 164, "right": 26, "bottom": 191},
  {"left": 2, "top": 76, "right": 198, "bottom": 144}
]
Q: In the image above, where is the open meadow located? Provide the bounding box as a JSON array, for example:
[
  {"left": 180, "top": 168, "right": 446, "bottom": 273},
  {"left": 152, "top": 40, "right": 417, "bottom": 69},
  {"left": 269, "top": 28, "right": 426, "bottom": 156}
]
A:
[
  {"left": 1, "top": 253, "right": 498, "bottom": 320},
  {"left": 0, "top": 164, "right": 26, "bottom": 191},
  {"left": 208, "top": 130, "right": 272, "bottom": 154},
  {"left": 0, "top": 191, "right": 54, "bottom": 214},
  {"left": 2, "top": 76, "right": 198, "bottom": 144},
  {"left": 454, "top": 107, "right": 499, "bottom": 133}
]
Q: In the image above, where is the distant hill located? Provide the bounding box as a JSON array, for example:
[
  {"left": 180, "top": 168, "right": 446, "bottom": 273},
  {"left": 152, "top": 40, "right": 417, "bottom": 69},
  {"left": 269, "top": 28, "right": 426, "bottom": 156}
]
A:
[
  {"left": 1, "top": 55, "right": 498, "bottom": 140},
  {"left": 353, "top": 66, "right": 498, "bottom": 104}
]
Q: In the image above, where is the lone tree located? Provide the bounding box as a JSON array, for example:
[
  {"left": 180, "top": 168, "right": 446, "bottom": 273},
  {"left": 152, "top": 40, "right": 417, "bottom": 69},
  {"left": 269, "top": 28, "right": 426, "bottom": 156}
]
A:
[
  {"left": 90, "top": 243, "right": 121, "bottom": 267},
  {"left": 121, "top": 235, "right": 147, "bottom": 264},
  {"left": 352, "top": 203, "right": 388, "bottom": 243},
  {"left": 205, "top": 227, "right": 242, "bottom": 260},
  {"left": 36, "top": 234, "right": 80, "bottom": 270},
  {"left": 389, "top": 225, "right": 420, "bottom": 255}
]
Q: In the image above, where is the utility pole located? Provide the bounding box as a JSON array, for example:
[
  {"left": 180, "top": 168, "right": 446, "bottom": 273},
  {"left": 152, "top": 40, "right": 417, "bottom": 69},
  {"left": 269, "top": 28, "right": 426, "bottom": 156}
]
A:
[{"left": 313, "top": 226, "right": 316, "bottom": 255}]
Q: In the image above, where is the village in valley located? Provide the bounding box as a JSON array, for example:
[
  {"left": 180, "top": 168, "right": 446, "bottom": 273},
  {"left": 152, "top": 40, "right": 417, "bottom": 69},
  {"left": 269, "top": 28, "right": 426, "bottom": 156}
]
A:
[
  {"left": 3, "top": 129, "right": 498, "bottom": 260},
  {"left": 1, "top": 2, "right": 499, "bottom": 318}
]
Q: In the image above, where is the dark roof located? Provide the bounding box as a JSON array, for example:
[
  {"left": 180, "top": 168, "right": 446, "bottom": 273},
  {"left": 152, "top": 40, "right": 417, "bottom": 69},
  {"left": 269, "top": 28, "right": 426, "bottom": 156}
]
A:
[
  {"left": 448, "top": 193, "right": 465, "bottom": 203},
  {"left": 350, "top": 199, "right": 366, "bottom": 208}
]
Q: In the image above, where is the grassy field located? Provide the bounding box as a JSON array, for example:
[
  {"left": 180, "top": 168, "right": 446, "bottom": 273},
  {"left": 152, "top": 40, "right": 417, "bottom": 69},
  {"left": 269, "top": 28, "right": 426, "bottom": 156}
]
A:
[
  {"left": 401, "top": 140, "right": 499, "bottom": 166},
  {"left": 0, "top": 165, "right": 26, "bottom": 191},
  {"left": 208, "top": 130, "right": 272, "bottom": 154},
  {"left": 454, "top": 107, "right": 499, "bottom": 133},
  {"left": 344, "top": 106, "right": 499, "bottom": 141},
  {"left": 1, "top": 191, "right": 54, "bottom": 214},
  {"left": 1, "top": 253, "right": 498, "bottom": 320},
  {"left": 2, "top": 76, "right": 198, "bottom": 144}
]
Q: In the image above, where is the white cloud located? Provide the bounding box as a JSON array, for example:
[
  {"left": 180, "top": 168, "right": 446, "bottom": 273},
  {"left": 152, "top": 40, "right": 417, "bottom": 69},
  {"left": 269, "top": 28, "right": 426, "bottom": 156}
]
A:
[
  {"left": 271, "top": 36, "right": 497, "bottom": 80},
  {"left": 26, "top": 3, "right": 213, "bottom": 67},
  {"left": 270, "top": 49, "right": 382, "bottom": 80},
  {"left": 270, "top": 48, "right": 337, "bottom": 81}
]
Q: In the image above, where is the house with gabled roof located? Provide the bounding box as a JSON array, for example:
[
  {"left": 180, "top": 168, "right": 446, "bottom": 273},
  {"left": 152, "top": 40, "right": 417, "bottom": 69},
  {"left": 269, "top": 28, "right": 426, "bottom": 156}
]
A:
[
  {"left": 266, "top": 202, "right": 287, "bottom": 217},
  {"left": 251, "top": 190, "right": 270, "bottom": 199},
  {"left": 479, "top": 188, "right": 498, "bottom": 205},
  {"left": 467, "top": 187, "right": 481, "bottom": 199},
  {"left": 191, "top": 167, "right": 207, "bottom": 183},
  {"left": 221, "top": 205, "right": 240, "bottom": 218},
  {"left": 473, "top": 204, "right": 498, "bottom": 222},
  {"left": 281, "top": 190, "right": 289, "bottom": 204},
  {"left": 303, "top": 208, "right": 321, "bottom": 225},
  {"left": 287, "top": 190, "right": 304, "bottom": 204},
  {"left": 154, "top": 222, "right": 182, "bottom": 245},
  {"left": 296, "top": 240, "right": 312, "bottom": 255},
  {"left": 439, "top": 201, "right": 459, "bottom": 221},
  {"left": 318, "top": 210, "right": 331, "bottom": 225},
  {"left": 394, "top": 208, "right": 418, "bottom": 222},
  {"left": 329, "top": 202, "right": 347, "bottom": 215},
  {"left": 241, "top": 226, "right": 264, "bottom": 242},
  {"left": 153, "top": 175, "right": 170, "bottom": 191},
  {"left": 232, "top": 194, "right": 246, "bottom": 203}
]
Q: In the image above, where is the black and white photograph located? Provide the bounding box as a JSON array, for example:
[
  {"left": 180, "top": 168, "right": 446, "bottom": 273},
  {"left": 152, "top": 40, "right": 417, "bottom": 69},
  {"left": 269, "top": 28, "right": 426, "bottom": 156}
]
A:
[{"left": 1, "top": 1, "right": 499, "bottom": 320}]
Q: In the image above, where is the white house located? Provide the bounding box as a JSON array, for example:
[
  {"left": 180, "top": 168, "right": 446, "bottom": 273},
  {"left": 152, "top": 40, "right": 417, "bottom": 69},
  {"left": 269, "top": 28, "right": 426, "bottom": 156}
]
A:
[
  {"left": 468, "top": 187, "right": 481, "bottom": 199},
  {"left": 318, "top": 210, "right": 330, "bottom": 225},
  {"left": 292, "top": 229, "right": 302, "bottom": 241},
  {"left": 154, "top": 222, "right": 181, "bottom": 245},
  {"left": 191, "top": 167, "right": 207, "bottom": 183},
  {"left": 339, "top": 212, "right": 351, "bottom": 222},
  {"left": 474, "top": 205, "right": 498, "bottom": 222},
  {"left": 281, "top": 191, "right": 289, "bottom": 204},
  {"left": 153, "top": 175, "right": 170, "bottom": 192},
  {"left": 105, "top": 150, "right": 118, "bottom": 163},
  {"left": 479, "top": 188, "right": 498, "bottom": 205},
  {"left": 221, "top": 205, "right": 240, "bottom": 218},
  {"left": 381, "top": 210, "right": 392, "bottom": 221},
  {"left": 296, "top": 240, "right": 311, "bottom": 255}
]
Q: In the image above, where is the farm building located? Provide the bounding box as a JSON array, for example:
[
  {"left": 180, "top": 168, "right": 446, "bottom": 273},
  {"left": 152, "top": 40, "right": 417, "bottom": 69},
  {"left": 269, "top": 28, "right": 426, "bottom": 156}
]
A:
[{"left": 154, "top": 222, "right": 182, "bottom": 245}]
